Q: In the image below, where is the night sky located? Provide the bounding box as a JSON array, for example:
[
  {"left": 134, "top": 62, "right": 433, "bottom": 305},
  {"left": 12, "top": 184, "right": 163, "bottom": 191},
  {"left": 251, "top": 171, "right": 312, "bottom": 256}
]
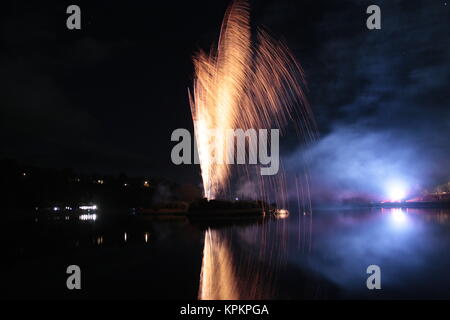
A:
[{"left": 1, "top": 0, "right": 449, "bottom": 196}]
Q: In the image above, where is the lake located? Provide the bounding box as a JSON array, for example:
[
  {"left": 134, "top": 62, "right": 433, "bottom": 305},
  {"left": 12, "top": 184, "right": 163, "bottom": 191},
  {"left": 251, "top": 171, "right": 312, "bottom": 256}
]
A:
[{"left": 2, "top": 207, "right": 449, "bottom": 299}]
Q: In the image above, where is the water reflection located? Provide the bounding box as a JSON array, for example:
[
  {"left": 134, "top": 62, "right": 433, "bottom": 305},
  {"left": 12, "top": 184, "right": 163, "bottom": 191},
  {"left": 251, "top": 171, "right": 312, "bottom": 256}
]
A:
[
  {"left": 95, "top": 236, "right": 104, "bottom": 245},
  {"left": 199, "top": 229, "right": 239, "bottom": 299},
  {"left": 80, "top": 214, "right": 97, "bottom": 221},
  {"left": 387, "top": 208, "right": 410, "bottom": 230},
  {"left": 6, "top": 207, "right": 450, "bottom": 299},
  {"left": 294, "top": 207, "right": 450, "bottom": 298},
  {"left": 3, "top": 214, "right": 201, "bottom": 299},
  {"left": 198, "top": 207, "right": 450, "bottom": 299},
  {"left": 199, "top": 216, "right": 291, "bottom": 300}
]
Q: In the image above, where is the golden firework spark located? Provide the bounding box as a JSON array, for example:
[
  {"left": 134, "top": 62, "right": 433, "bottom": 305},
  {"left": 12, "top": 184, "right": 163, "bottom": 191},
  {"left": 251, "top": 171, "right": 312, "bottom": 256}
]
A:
[{"left": 190, "top": 0, "right": 315, "bottom": 200}]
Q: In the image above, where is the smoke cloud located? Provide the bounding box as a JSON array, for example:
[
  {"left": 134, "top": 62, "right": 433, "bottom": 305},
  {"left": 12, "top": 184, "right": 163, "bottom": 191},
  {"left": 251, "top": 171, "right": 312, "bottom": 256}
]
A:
[{"left": 282, "top": 0, "right": 450, "bottom": 203}]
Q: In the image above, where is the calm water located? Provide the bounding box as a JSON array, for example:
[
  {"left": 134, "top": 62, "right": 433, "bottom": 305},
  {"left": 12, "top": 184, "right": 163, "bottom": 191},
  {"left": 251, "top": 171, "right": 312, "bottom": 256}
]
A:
[{"left": 2, "top": 207, "right": 450, "bottom": 299}]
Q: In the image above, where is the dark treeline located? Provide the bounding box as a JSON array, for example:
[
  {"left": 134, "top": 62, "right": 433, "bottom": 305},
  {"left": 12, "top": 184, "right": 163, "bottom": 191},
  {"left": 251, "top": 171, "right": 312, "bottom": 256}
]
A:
[{"left": 0, "top": 158, "right": 202, "bottom": 211}]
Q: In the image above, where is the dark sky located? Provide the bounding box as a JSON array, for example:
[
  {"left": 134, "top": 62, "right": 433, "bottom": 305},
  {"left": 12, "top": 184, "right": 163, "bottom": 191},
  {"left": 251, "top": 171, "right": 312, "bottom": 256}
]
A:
[{"left": 1, "top": 0, "right": 449, "bottom": 191}]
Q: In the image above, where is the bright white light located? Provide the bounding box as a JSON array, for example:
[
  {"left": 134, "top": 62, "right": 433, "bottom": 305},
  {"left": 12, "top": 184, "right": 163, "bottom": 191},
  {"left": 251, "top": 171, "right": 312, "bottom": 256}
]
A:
[
  {"left": 53, "top": 206, "right": 60, "bottom": 211},
  {"left": 79, "top": 205, "right": 98, "bottom": 210},
  {"left": 275, "top": 209, "right": 289, "bottom": 219},
  {"left": 386, "top": 181, "right": 407, "bottom": 201}
]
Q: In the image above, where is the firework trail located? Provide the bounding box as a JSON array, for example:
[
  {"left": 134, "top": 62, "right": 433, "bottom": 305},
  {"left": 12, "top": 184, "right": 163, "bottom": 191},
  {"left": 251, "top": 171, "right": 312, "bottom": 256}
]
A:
[{"left": 189, "top": 0, "right": 315, "bottom": 200}]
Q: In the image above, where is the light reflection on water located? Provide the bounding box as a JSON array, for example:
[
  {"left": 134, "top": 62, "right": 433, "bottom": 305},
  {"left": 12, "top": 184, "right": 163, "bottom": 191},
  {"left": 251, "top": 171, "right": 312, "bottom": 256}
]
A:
[
  {"left": 300, "top": 207, "right": 450, "bottom": 298},
  {"left": 199, "top": 207, "right": 450, "bottom": 299},
  {"left": 198, "top": 215, "right": 296, "bottom": 300},
  {"left": 7, "top": 207, "right": 450, "bottom": 299},
  {"left": 199, "top": 229, "right": 240, "bottom": 299}
]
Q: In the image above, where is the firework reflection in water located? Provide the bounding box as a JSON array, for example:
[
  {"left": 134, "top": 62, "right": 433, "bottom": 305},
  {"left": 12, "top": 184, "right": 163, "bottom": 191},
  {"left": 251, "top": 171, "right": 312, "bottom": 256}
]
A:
[{"left": 199, "top": 225, "right": 284, "bottom": 300}]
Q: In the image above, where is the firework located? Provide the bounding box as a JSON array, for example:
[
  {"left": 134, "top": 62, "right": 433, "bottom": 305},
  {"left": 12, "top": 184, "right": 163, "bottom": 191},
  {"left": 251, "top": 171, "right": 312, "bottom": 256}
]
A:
[{"left": 190, "top": 0, "right": 315, "bottom": 200}]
